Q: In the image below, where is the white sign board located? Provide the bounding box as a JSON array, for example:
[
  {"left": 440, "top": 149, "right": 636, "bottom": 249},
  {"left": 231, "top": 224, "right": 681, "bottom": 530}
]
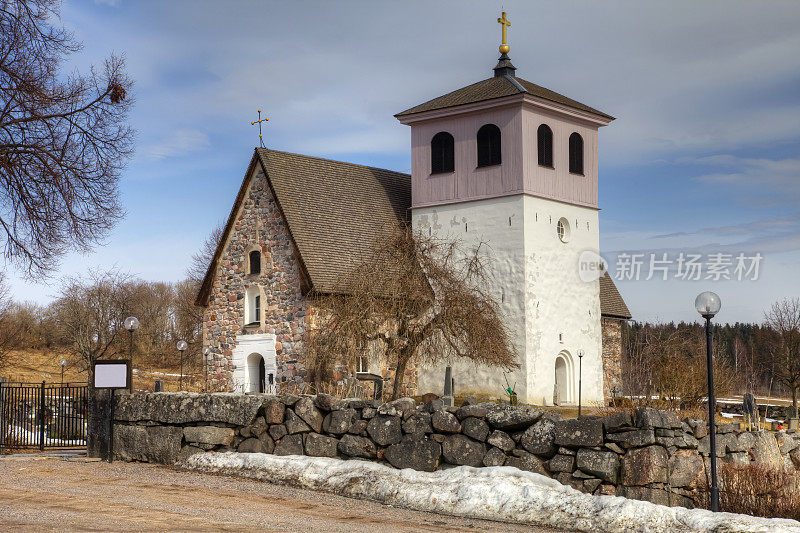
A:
[{"left": 93, "top": 360, "right": 130, "bottom": 389}]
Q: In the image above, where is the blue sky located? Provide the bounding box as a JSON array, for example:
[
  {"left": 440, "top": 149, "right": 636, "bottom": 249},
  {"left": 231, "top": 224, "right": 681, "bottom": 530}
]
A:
[{"left": 6, "top": 0, "right": 800, "bottom": 324}]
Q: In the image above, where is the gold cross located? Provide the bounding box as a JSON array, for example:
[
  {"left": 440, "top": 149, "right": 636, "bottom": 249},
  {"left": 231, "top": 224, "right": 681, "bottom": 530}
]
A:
[
  {"left": 251, "top": 109, "right": 269, "bottom": 148},
  {"left": 497, "top": 11, "right": 511, "bottom": 54}
]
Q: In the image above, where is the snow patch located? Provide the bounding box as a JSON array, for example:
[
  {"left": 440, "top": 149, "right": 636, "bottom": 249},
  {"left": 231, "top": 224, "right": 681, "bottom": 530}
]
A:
[{"left": 183, "top": 452, "right": 800, "bottom": 532}]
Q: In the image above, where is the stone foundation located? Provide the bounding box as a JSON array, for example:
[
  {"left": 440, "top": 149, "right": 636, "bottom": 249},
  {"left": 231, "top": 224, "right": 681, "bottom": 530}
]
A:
[{"left": 113, "top": 392, "right": 800, "bottom": 509}]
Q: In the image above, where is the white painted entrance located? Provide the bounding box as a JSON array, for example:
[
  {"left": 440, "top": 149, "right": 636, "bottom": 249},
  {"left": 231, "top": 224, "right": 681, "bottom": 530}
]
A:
[
  {"left": 554, "top": 351, "right": 574, "bottom": 405},
  {"left": 231, "top": 333, "right": 277, "bottom": 393}
]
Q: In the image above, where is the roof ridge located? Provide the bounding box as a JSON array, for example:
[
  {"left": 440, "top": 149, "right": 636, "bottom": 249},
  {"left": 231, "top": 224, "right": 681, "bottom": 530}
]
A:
[{"left": 257, "top": 147, "right": 410, "bottom": 180}]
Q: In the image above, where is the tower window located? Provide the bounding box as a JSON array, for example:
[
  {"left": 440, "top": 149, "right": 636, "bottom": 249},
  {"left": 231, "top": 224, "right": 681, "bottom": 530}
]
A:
[
  {"left": 476, "top": 124, "right": 501, "bottom": 167},
  {"left": 254, "top": 295, "right": 260, "bottom": 322},
  {"left": 537, "top": 124, "right": 553, "bottom": 168},
  {"left": 249, "top": 250, "right": 261, "bottom": 275},
  {"left": 431, "top": 132, "right": 454, "bottom": 174},
  {"left": 569, "top": 132, "right": 584, "bottom": 175},
  {"left": 556, "top": 217, "right": 571, "bottom": 243}
]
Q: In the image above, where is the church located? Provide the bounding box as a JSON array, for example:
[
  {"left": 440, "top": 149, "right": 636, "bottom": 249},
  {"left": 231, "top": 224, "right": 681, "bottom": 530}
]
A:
[{"left": 196, "top": 13, "right": 631, "bottom": 405}]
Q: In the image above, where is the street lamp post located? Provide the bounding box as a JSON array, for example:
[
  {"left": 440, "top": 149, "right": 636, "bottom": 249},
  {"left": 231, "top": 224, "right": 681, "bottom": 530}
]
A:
[
  {"left": 124, "top": 316, "right": 139, "bottom": 392},
  {"left": 577, "top": 349, "right": 584, "bottom": 417},
  {"left": 177, "top": 340, "right": 188, "bottom": 390},
  {"left": 60, "top": 359, "right": 66, "bottom": 387},
  {"left": 202, "top": 346, "right": 210, "bottom": 391},
  {"left": 696, "top": 291, "right": 722, "bottom": 512}
]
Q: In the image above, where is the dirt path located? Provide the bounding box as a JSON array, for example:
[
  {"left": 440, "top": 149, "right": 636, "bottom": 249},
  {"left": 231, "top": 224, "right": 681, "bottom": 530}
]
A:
[{"left": 0, "top": 454, "right": 564, "bottom": 532}]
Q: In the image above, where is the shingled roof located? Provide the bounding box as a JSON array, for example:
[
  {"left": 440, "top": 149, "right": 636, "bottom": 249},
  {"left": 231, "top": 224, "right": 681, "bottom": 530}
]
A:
[
  {"left": 395, "top": 75, "right": 613, "bottom": 120},
  {"left": 196, "top": 148, "right": 630, "bottom": 319},
  {"left": 599, "top": 272, "right": 632, "bottom": 319}
]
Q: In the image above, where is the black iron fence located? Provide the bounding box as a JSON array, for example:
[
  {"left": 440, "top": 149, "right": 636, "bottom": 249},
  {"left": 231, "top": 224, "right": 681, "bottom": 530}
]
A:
[{"left": 0, "top": 381, "right": 88, "bottom": 451}]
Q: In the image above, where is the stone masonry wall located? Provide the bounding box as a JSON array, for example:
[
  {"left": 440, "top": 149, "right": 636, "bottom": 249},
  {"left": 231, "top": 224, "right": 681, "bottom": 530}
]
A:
[
  {"left": 601, "top": 317, "right": 623, "bottom": 403},
  {"left": 114, "top": 392, "right": 800, "bottom": 509},
  {"left": 203, "top": 168, "right": 308, "bottom": 389}
]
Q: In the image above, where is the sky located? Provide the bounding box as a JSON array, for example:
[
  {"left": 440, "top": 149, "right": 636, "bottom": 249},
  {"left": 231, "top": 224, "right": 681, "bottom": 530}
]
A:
[{"left": 5, "top": 0, "right": 800, "bottom": 325}]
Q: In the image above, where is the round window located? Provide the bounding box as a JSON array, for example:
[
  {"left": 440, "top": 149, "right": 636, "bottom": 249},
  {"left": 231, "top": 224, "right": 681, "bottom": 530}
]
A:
[{"left": 556, "top": 218, "right": 571, "bottom": 243}]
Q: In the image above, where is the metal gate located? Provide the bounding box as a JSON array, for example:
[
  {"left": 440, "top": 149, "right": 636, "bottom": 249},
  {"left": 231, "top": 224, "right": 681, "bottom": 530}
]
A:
[{"left": 0, "top": 381, "right": 88, "bottom": 451}]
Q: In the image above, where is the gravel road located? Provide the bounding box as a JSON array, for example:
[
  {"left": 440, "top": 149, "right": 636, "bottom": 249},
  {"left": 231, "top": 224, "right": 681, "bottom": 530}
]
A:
[{"left": 0, "top": 453, "right": 565, "bottom": 532}]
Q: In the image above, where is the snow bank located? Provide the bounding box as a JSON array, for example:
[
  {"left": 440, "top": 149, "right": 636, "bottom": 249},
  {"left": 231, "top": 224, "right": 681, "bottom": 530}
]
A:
[{"left": 184, "top": 452, "right": 800, "bottom": 532}]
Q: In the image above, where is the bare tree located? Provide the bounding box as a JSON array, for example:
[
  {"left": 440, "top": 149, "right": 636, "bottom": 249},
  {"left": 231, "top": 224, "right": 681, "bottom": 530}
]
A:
[
  {"left": 305, "top": 227, "right": 518, "bottom": 400},
  {"left": 186, "top": 223, "right": 223, "bottom": 285},
  {"left": 50, "top": 269, "right": 133, "bottom": 377},
  {"left": 764, "top": 297, "right": 800, "bottom": 418},
  {"left": 0, "top": 0, "right": 134, "bottom": 276}
]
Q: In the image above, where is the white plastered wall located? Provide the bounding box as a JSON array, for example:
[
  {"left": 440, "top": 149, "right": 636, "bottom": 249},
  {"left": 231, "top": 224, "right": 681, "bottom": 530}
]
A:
[
  {"left": 231, "top": 333, "right": 278, "bottom": 393},
  {"left": 412, "top": 194, "right": 604, "bottom": 405}
]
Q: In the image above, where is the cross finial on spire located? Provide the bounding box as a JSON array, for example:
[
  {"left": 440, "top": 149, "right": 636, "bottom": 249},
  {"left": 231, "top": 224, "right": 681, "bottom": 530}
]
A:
[
  {"left": 497, "top": 11, "right": 511, "bottom": 55},
  {"left": 250, "top": 109, "right": 269, "bottom": 148}
]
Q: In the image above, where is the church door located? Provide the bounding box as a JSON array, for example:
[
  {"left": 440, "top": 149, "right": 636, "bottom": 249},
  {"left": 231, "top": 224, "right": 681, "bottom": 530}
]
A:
[
  {"left": 554, "top": 356, "right": 568, "bottom": 405},
  {"left": 258, "top": 357, "right": 266, "bottom": 393}
]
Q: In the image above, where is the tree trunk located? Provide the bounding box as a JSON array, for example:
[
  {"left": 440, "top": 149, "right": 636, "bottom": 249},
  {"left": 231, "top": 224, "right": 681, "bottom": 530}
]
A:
[
  {"left": 391, "top": 351, "right": 411, "bottom": 400},
  {"left": 793, "top": 386, "right": 798, "bottom": 420}
]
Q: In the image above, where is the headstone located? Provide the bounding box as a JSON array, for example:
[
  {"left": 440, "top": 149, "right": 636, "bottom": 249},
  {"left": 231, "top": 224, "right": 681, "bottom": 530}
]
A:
[{"left": 442, "top": 366, "right": 453, "bottom": 407}]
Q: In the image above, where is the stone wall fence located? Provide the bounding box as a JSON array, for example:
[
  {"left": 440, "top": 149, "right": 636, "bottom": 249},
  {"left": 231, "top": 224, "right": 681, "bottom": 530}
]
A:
[{"left": 113, "top": 392, "right": 800, "bottom": 509}]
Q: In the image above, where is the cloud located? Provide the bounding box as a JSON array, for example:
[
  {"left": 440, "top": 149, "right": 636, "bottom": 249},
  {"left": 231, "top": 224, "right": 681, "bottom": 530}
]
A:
[{"left": 141, "top": 129, "right": 211, "bottom": 161}]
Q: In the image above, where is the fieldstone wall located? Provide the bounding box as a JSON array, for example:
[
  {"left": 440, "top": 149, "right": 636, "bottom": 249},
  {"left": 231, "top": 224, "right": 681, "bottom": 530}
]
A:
[
  {"left": 600, "top": 317, "right": 623, "bottom": 402},
  {"left": 203, "top": 168, "right": 309, "bottom": 389},
  {"left": 113, "top": 392, "right": 800, "bottom": 509}
]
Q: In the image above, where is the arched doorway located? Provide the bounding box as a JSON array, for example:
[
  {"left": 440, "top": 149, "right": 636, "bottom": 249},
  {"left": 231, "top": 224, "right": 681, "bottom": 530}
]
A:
[
  {"left": 246, "top": 352, "right": 266, "bottom": 393},
  {"left": 554, "top": 351, "right": 574, "bottom": 405}
]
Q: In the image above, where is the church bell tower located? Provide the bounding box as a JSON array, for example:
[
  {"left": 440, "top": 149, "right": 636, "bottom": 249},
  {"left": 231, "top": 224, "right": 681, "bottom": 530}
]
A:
[{"left": 395, "top": 12, "right": 615, "bottom": 405}]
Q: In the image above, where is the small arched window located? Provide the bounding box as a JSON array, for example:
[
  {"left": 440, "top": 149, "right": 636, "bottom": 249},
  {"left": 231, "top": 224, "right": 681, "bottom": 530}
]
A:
[
  {"left": 537, "top": 124, "right": 553, "bottom": 168},
  {"left": 569, "top": 132, "right": 584, "bottom": 175},
  {"left": 249, "top": 250, "right": 261, "bottom": 275},
  {"left": 431, "top": 132, "right": 454, "bottom": 174},
  {"left": 476, "top": 124, "right": 501, "bottom": 167}
]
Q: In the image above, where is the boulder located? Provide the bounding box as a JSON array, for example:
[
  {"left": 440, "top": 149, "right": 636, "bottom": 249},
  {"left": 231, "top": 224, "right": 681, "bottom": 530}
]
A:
[
  {"left": 304, "top": 433, "right": 339, "bottom": 457},
  {"left": 790, "top": 446, "right": 800, "bottom": 469},
  {"left": 349, "top": 419, "right": 368, "bottom": 435},
  {"left": 284, "top": 410, "right": 311, "bottom": 434},
  {"left": 737, "top": 431, "right": 756, "bottom": 451},
  {"left": 486, "top": 430, "right": 515, "bottom": 453},
  {"left": 338, "top": 434, "right": 377, "bottom": 459},
  {"left": 431, "top": 411, "right": 461, "bottom": 433},
  {"left": 378, "top": 397, "right": 417, "bottom": 418},
  {"left": 520, "top": 418, "right": 557, "bottom": 456},
  {"left": 461, "top": 417, "right": 490, "bottom": 442},
  {"left": 293, "top": 397, "right": 324, "bottom": 433},
  {"left": 576, "top": 448, "right": 620, "bottom": 483},
  {"left": 114, "top": 392, "right": 264, "bottom": 426},
  {"left": 618, "top": 485, "right": 670, "bottom": 507},
  {"left": 776, "top": 431, "right": 797, "bottom": 455},
  {"left": 176, "top": 444, "right": 203, "bottom": 463},
  {"left": 114, "top": 424, "right": 182, "bottom": 464},
  {"left": 250, "top": 416, "right": 267, "bottom": 437},
  {"left": 485, "top": 405, "right": 544, "bottom": 431},
  {"left": 367, "top": 415, "right": 403, "bottom": 446},
  {"left": 313, "top": 393, "right": 339, "bottom": 412},
  {"left": 442, "top": 434, "right": 486, "bottom": 467},
  {"left": 456, "top": 405, "right": 489, "bottom": 420},
  {"left": 268, "top": 424, "right": 287, "bottom": 441},
  {"left": 607, "top": 429, "right": 655, "bottom": 448},
  {"left": 258, "top": 432, "right": 275, "bottom": 453},
  {"left": 263, "top": 398, "right": 285, "bottom": 424},
  {"left": 402, "top": 413, "right": 433, "bottom": 437},
  {"left": 621, "top": 445, "right": 668, "bottom": 485},
  {"left": 322, "top": 409, "right": 357, "bottom": 435},
  {"left": 750, "top": 431, "right": 782, "bottom": 468},
  {"left": 547, "top": 454, "right": 574, "bottom": 473},
  {"left": 554, "top": 418, "right": 603, "bottom": 448},
  {"left": 273, "top": 433, "right": 304, "bottom": 456},
  {"left": 722, "top": 452, "right": 750, "bottom": 467},
  {"left": 385, "top": 438, "right": 442, "bottom": 471},
  {"left": 635, "top": 408, "right": 681, "bottom": 430},
  {"left": 183, "top": 426, "right": 235, "bottom": 446},
  {"left": 602, "top": 412, "right": 633, "bottom": 432},
  {"left": 482, "top": 446, "right": 506, "bottom": 467},
  {"left": 506, "top": 449, "right": 548, "bottom": 476},
  {"left": 361, "top": 407, "right": 377, "bottom": 419},
  {"left": 238, "top": 437, "right": 267, "bottom": 453}
]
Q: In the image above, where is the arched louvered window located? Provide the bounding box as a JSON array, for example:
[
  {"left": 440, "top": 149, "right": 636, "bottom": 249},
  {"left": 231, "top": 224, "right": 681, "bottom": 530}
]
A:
[
  {"left": 476, "top": 124, "right": 501, "bottom": 167},
  {"left": 537, "top": 124, "right": 553, "bottom": 168},
  {"left": 569, "top": 132, "right": 584, "bottom": 175},
  {"left": 431, "top": 132, "right": 454, "bottom": 174},
  {"left": 249, "top": 250, "right": 261, "bottom": 275}
]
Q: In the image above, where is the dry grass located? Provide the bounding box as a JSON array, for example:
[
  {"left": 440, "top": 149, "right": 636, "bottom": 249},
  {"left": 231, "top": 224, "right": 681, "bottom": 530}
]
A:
[{"left": 719, "top": 463, "right": 800, "bottom": 520}]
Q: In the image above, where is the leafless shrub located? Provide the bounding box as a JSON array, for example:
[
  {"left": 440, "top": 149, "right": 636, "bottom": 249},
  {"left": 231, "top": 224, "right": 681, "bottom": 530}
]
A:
[
  {"left": 304, "top": 226, "right": 518, "bottom": 400},
  {"left": 764, "top": 298, "right": 800, "bottom": 418},
  {"left": 719, "top": 463, "right": 800, "bottom": 520}
]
